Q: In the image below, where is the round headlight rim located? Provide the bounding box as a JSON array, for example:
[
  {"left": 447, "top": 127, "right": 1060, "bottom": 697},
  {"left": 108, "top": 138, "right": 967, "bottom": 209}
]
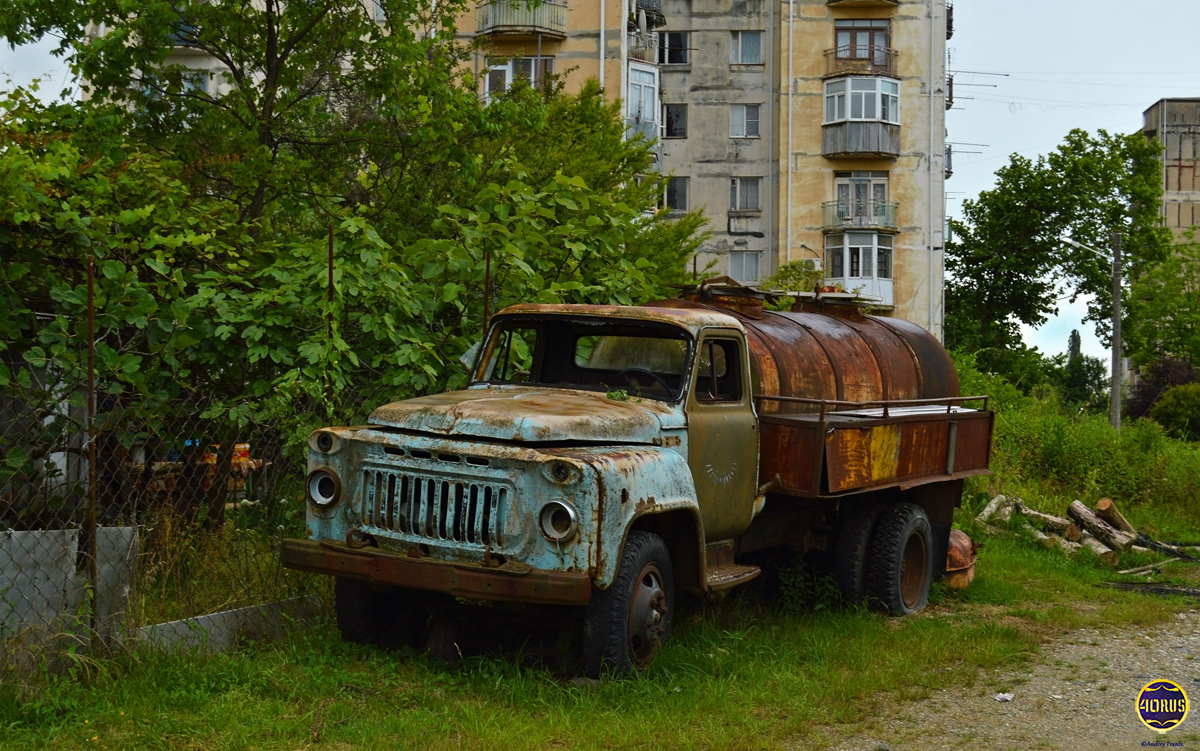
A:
[
  {"left": 306, "top": 467, "right": 342, "bottom": 509},
  {"left": 539, "top": 498, "right": 579, "bottom": 543},
  {"left": 310, "top": 429, "right": 341, "bottom": 455}
]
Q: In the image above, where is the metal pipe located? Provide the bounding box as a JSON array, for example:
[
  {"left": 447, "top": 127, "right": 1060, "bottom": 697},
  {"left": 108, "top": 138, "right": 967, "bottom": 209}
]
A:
[
  {"left": 599, "top": 0, "right": 606, "bottom": 89},
  {"left": 928, "top": 0, "right": 936, "bottom": 332},
  {"left": 785, "top": 0, "right": 794, "bottom": 265}
]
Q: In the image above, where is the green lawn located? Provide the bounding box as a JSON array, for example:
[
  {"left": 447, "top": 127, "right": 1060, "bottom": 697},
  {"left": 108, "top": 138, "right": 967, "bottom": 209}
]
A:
[{"left": 2, "top": 526, "right": 1189, "bottom": 751}]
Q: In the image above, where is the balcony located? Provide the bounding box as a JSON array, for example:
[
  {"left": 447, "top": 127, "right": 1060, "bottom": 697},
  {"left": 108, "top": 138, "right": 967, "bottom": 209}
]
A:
[
  {"left": 946, "top": 1, "right": 955, "bottom": 39},
  {"left": 825, "top": 46, "right": 896, "bottom": 77},
  {"left": 628, "top": 31, "right": 659, "bottom": 64},
  {"left": 635, "top": 0, "right": 666, "bottom": 29},
  {"left": 476, "top": 0, "right": 567, "bottom": 40},
  {"left": 827, "top": 0, "right": 900, "bottom": 6},
  {"left": 822, "top": 200, "right": 898, "bottom": 232},
  {"left": 822, "top": 121, "right": 901, "bottom": 158},
  {"left": 945, "top": 144, "right": 954, "bottom": 179}
]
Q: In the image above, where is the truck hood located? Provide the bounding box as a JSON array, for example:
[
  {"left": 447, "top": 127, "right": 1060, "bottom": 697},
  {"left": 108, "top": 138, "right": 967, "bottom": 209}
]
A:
[{"left": 368, "top": 387, "right": 673, "bottom": 444}]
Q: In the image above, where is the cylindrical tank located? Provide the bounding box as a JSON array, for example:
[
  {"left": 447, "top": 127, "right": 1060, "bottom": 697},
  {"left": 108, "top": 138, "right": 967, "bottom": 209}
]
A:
[{"left": 649, "top": 291, "right": 959, "bottom": 413}]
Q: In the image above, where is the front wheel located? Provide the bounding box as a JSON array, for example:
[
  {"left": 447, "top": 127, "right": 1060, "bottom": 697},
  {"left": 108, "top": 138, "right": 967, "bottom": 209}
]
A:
[
  {"left": 582, "top": 531, "right": 675, "bottom": 678},
  {"left": 867, "top": 503, "right": 933, "bottom": 616}
]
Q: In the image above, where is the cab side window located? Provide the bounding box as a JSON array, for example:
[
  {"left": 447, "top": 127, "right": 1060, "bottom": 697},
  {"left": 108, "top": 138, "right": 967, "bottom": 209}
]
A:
[{"left": 695, "top": 338, "right": 743, "bottom": 402}]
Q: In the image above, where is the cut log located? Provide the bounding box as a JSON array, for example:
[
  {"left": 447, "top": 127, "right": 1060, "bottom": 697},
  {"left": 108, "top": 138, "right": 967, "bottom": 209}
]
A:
[
  {"left": 1095, "top": 497, "right": 1136, "bottom": 535},
  {"left": 1020, "top": 522, "right": 1081, "bottom": 555},
  {"left": 977, "top": 494, "right": 1013, "bottom": 525},
  {"left": 1067, "top": 500, "right": 1135, "bottom": 552},
  {"left": 1015, "top": 503, "right": 1082, "bottom": 541},
  {"left": 1079, "top": 533, "right": 1121, "bottom": 567}
]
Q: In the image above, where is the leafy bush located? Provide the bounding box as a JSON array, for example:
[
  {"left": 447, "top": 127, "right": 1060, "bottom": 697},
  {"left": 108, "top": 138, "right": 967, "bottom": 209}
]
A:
[{"left": 1150, "top": 382, "right": 1200, "bottom": 441}]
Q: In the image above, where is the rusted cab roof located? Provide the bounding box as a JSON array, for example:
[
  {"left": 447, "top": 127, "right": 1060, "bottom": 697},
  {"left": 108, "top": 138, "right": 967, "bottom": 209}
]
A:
[{"left": 496, "top": 304, "right": 743, "bottom": 336}]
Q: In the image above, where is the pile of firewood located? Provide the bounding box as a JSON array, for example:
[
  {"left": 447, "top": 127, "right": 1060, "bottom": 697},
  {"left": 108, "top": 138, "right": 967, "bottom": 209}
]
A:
[{"left": 976, "top": 495, "right": 1197, "bottom": 571}]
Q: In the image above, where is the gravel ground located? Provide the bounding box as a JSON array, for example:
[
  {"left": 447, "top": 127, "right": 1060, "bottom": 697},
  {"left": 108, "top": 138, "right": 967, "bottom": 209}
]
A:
[{"left": 822, "top": 610, "right": 1200, "bottom": 750}]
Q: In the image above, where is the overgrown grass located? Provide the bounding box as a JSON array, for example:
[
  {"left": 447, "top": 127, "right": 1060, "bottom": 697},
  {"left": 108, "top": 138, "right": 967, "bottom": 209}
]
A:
[{"left": 0, "top": 533, "right": 1185, "bottom": 751}]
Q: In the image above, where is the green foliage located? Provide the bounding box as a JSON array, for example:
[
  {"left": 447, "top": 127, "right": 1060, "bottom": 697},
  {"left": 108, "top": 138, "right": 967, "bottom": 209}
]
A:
[
  {"left": 1150, "top": 383, "right": 1200, "bottom": 442},
  {"left": 1043, "top": 330, "right": 1108, "bottom": 409},
  {"left": 954, "top": 353, "right": 1200, "bottom": 540},
  {"left": 777, "top": 556, "right": 843, "bottom": 613},
  {"left": 760, "top": 260, "right": 823, "bottom": 311},
  {"left": 946, "top": 129, "right": 1171, "bottom": 371},
  {"left": 1127, "top": 236, "right": 1200, "bottom": 367}
]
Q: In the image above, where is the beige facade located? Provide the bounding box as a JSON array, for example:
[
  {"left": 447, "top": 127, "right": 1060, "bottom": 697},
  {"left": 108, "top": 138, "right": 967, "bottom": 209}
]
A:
[
  {"left": 654, "top": 0, "right": 949, "bottom": 337},
  {"left": 1143, "top": 99, "right": 1200, "bottom": 242}
]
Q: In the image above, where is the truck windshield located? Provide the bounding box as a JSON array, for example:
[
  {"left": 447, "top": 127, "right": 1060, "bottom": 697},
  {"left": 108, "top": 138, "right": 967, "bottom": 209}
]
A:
[{"left": 473, "top": 317, "right": 693, "bottom": 401}]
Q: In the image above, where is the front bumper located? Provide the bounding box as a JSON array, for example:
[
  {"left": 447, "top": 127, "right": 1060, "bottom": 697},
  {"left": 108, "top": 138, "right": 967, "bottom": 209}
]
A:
[{"left": 280, "top": 539, "right": 593, "bottom": 606}]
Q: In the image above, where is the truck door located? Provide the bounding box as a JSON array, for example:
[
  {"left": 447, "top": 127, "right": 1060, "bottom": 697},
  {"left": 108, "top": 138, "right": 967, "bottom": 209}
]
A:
[{"left": 685, "top": 332, "right": 760, "bottom": 540}]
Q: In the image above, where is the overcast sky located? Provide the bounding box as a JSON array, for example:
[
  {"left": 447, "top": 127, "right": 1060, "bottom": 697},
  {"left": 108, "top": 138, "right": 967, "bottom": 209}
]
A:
[{"left": 4, "top": 2, "right": 1200, "bottom": 364}]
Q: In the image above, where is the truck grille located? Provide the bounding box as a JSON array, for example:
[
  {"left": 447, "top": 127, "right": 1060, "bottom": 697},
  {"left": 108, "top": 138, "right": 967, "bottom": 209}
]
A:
[{"left": 360, "top": 468, "right": 509, "bottom": 547}]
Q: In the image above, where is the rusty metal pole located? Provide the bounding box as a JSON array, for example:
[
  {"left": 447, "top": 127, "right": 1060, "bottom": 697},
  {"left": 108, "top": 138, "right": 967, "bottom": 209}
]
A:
[
  {"left": 327, "top": 226, "right": 334, "bottom": 411},
  {"left": 483, "top": 245, "right": 491, "bottom": 339},
  {"left": 1110, "top": 232, "right": 1122, "bottom": 432},
  {"left": 86, "top": 255, "right": 99, "bottom": 651}
]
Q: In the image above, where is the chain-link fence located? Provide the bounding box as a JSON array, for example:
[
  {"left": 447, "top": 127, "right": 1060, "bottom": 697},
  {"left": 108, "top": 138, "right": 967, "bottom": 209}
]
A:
[{"left": 1, "top": 260, "right": 399, "bottom": 675}]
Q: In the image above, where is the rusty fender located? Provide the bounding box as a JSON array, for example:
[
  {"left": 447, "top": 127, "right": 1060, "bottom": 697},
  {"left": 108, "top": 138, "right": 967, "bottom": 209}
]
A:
[{"left": 556, "top": 445, "right": 700, "bottom": 591}]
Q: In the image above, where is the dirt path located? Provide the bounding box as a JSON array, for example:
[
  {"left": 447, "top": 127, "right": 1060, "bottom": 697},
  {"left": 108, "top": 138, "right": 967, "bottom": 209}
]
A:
[{"left": 820, "top": 610, "right": 1200, "bottom": 750}]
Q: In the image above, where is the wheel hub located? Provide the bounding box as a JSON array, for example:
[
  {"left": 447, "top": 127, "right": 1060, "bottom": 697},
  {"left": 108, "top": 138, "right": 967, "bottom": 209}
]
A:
[{"left": 628, "top": 563, "right": 669, "bottom": 665}]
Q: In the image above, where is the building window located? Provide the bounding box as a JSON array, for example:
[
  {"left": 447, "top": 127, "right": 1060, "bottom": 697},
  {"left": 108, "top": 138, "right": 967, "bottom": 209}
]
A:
[
  {"left": 664, "top": 104, "right": 687, "bottom": 138},
  {"left": 729, "top": 177, "right": 761, "bottom": 212},
  {"left": 835, "top": 171, "right": 889, "bottom": 222},
  {"left": 375, "top": 0, "right": 385, "bottom": 21},
  {"left": 730, "top": 104, "right": 761, "bottom": 138},
  {"left": 627, "top": 66, "right": 659, "bottom": 141},
  {"left": 825, "top": 233, "right": 893, "bottom": 280},
  {"left": 664, "top": 177, "right": 689, "bottom": 211},
  {"left": 835, "top": 19, "right": 889, "bottom": 63},
  {"left": 729, "top": 251, "right": 761, "bottom": 284},
  {"left": 486, "top": 56, "right": 554, "bottom": 98},
  {"left": 730, "top": 31, "right": 763, "bottom": 64},
  {"left": 824, "top": 78, "right": 900, "bottom": 124},
  {"left": 658, "top": 32, "right": 690, "bottom": 65}
]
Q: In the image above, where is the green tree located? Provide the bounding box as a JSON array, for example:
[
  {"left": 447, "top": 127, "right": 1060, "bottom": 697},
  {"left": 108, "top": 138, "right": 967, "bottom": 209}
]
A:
[
  {"left": 1125, "top": 235, "right": 1200, "bottom": 368},
  {"left": 1047, "top": 330, "right": 1108, "bottom": 408},
  {"left": 946, "top": 129, "right": 1170, "bottom": 380}
]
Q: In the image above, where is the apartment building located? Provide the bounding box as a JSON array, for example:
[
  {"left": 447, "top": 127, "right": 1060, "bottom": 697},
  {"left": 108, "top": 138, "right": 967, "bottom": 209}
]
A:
[
  {"left": 654, "top": 0, "right": 950, "bottom": 336},
  {"left": 1143, "top": 98, "right": 1200, "bottom": 241}
]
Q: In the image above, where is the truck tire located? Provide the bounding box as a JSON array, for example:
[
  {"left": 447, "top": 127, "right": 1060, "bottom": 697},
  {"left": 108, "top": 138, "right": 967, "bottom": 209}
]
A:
[
  {"left": 867, "top": 503, "right": 933, "bottom": 616},
  {"left": 582, "top": 531, "right": 674, "bottom": 678},
  {"left": 833, "top": 502, "right": 885, "bottom": 603},
  {"left": 334, "top": 577, "right": 425, "bottom": 648}
]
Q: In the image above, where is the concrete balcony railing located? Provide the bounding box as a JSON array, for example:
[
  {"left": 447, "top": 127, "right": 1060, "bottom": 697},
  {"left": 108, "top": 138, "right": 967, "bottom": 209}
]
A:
[
  {"left": 476, "top": 0, "right": 567, "bottom": 39},
  {"left": 628, "top": 31, "right": 659, "bottom": 63},
  {"left": 822, "top": 121, "right": 901, "bottom": 158},
  {"left": 824, "top": 46, "right": 897, "bottom": 77},
  {"left": 822, "top": 200, "right": 899, "bottom": 232},
  {"left": 827, "top": 0, "right": 899, "bottom": 6}
]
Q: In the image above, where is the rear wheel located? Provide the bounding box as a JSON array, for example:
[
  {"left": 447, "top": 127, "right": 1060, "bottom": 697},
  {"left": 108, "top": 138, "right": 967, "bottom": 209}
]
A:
[
  {"left": 833, "top": 502, "right": 884, "bottom": 603},
  {"left": 867, "top": 503, "right": 933, "bottom": 616},
  {"left": 582, "top": 531, "right": 674, "bottom": 678},
  {"left": 334, "top": 578, "right": 426, "bottom": 647}
]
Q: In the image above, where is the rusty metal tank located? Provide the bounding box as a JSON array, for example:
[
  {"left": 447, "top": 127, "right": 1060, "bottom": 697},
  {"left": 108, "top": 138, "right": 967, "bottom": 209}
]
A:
[{"left": 649, "top": 282, "right": 959, "bottom": 414}]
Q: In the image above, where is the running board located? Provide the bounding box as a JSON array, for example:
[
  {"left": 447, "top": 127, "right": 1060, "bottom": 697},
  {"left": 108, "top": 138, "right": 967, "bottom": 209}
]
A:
[{"left": 705, "top": 563, "right": 761, "bottom": 590}]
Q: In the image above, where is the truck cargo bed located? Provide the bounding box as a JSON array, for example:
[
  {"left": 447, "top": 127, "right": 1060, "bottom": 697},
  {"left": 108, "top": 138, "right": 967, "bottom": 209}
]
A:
[{"left": 755, "top": 396, "right": 994, "bottom": 497}]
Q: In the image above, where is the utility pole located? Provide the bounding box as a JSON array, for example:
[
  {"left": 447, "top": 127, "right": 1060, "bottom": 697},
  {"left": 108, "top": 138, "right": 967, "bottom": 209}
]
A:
[{"left": 1110, "top": 232, "right": 1122, "bottom": 432}]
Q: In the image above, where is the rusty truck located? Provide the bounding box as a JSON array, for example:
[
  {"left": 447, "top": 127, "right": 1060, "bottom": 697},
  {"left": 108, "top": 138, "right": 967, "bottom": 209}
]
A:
[{"left": 281, "top": 280, "right": 992, "bottom": 676}]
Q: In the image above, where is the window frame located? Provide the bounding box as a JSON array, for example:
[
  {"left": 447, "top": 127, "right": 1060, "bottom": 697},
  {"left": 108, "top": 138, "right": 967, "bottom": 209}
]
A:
[
  {"left": 823, "top": 77, "right": 900, "bottom": 125},
  {"left": 730, "top": 31, "right": 764, "bottom": 65},
  {"left": 728, "top": 251, "right": 762, "bottom": 285},
  {"left": 834, "top": 19, "right": 889, "bottom": 62},
  {"left": 663, "top": 103, "right": 688, "bottom": 139},
  {"left": 730, "top": 103, "right": 761, "bottom": 139},
  {"left": 825, "top": 232, "right": 893, "bottom": 282},
  {"left": 664, "top": 176, "right": 689, "bottom": 212},
  {"left": 729, "top": 177, "right": 762, "bottom": 213},
  {"left": 485, "top": 56, "right": 555, "bottom": 99},
  {"left": 658, "top": 31, "right": 691, "bottom": 65}
]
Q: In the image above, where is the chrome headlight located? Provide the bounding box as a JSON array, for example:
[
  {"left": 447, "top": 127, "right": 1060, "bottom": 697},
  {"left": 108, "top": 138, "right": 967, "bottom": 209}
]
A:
[
  {"left": 306, "top": 468, "right": 342, "bottom": 509},
  {"left": 539, "top": 499, "right": 578, "bottom": 543}
]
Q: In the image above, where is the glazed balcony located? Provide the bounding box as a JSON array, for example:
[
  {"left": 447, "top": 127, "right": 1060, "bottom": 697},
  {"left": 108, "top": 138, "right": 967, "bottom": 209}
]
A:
[
  {"left": 826, "top": 0, "right": 899, "bottom": 7},
  {"left": 822, "top": 200, "right": 899, "bottom": 232},
  {"left": 476, "top": 0, "right": 567, "bottom": 40},
  {"left": 825, "top": 46, "right": 897, "bottom": 77}
]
